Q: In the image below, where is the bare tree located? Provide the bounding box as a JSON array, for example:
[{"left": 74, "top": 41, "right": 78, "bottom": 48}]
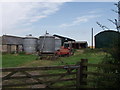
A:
[{"left": 96, "top": 21, "right": 109, "bottom": 30}]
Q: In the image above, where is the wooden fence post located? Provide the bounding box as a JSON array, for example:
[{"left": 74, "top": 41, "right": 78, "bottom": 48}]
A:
[
  {"left": 76, "top": 59, "right": 88, "bottom": 88},
  {"left": 76, "top": 62, "right": 80, "bottom": 88},
  {"left": 80, "top": 59, "right": 88, "bottom": 86}
]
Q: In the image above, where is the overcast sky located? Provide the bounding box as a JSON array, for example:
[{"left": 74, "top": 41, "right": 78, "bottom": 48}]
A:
[{"left": 0, "top": 0, "right": 118, "bottom": 46}]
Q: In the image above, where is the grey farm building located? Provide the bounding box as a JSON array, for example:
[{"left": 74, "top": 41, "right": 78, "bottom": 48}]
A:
[{"left": 0, "top": 34, "right": 88, "bottom": 54}]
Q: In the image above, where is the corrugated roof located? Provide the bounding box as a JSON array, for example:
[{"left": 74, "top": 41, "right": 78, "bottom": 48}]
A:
[
  {"left": 3, "top": 35, "right": 23, "bottom": 38},
  {"left": 2, "top": 35, "right": 23, "bottom": 45},
  {"left": 53, "top": 34, "right": 75, "bottom": 41}
]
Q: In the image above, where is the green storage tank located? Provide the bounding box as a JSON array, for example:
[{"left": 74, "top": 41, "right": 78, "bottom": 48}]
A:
[{"left": 95, "top": 30, "right": 120, "bottom": 48}]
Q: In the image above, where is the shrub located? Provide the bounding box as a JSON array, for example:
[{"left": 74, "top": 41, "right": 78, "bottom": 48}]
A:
[{"left": 94, "top": 39, "right": 120, "bottom": 88}]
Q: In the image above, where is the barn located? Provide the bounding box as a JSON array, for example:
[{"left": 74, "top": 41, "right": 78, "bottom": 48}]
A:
[
  {"left": 95, "top": 30, "right": 120, "bottom": 48},
  {"left": 64, "top": 41, "right": 88, "bottom": 49},
  {"left": 53, "top": 34, "right": 75, "bottom": 46},
  {"left": 1, "top": 35, "right": 23, "bottom": 53}
]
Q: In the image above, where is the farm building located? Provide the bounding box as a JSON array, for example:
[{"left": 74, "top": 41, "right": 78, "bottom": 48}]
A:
[
  {"left": 95, "top": 30, "right": 120, "bottom": 48},
  {"left": 0, "top": 34, "right": 62, "bottom": 54},
  {"left": 0, "top": 36, "right": 2, "bottom": 52},
  {"left": 53, "top": 34, "right": 75, "bottom": 46},
  {"left": 0, "top": 33, "right": 88, "bottom": 54},
  {"left": 64, "top": 41, "right": 88, "bottom": 49},
  {"left": 1, "top": 35, "right": 23, "bottom": 53}
]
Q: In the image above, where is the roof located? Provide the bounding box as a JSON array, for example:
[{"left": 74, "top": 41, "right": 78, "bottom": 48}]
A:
[
  {"left": 24, "top": 34, "right": 38, "bottom": 39},
  {"left": 2, "top": 35, "right": 23, "bottom": 38},
  {"left": 64, "top": 41, "right": 88, "bottom": 44},
  {"left": 53, "top": 34, "right": 75, "bottom": 41},
  {"left": 95, "top": 30, "right": 120, "bottom": 36},
  {"left": 2, "top": 35, "right": 23, "bottom": 45},
  {"left": 95, "top": 30, "right": 120, "bottom": 48},
  {"left": 55, "top": 37, "right": 61, "bottom": 39}
]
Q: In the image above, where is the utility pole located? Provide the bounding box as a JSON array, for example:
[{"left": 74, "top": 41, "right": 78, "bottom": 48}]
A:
[
  {"left": 118, "top": 1, "right": 120, "bottom": 32},
  {"left": 91, "top": 28, "right": 94, "bottom": 50}
]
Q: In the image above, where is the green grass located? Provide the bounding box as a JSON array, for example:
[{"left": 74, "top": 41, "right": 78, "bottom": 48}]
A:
[
  {"left": 2, "top": 49, "right": 106, "bottom": 68},
  {"left": 2, "top": 54, "right": 37, "bottom": 68},
  {"left": 2, "top": 49, "right": 107, "bottom": 88},
  {"left": 23, "top": 49, "right": 106, "bottom": 68},
  {"left": 0, "top": 53, "right": 2, "bottom": 68},
  {"left": 52, "top": 50, "right": 105, "bottom": 66}
]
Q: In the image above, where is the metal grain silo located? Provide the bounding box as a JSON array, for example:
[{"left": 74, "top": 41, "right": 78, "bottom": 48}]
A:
[
  {"left": 38, "top": 33, "right": 55, "bottom": 53},
  {"left": 23, "top": 35, "right": 37, "bottom": 54},
  {"left": 55, "top": 37, "right": 61, "bottom": 51},
  {"left": 95, "top": 30, "right": 120, "bottom": 48}
]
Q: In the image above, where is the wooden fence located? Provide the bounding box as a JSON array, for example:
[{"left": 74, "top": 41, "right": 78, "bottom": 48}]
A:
[
  {"left": 1, "top": 59, "right": 119, "bottom": 88},
  {"left": 1, "top": 59, "right": 87, "bottom": 88},
  {"left": 79, "top": 60, "right": 119, "bottom": 88}
]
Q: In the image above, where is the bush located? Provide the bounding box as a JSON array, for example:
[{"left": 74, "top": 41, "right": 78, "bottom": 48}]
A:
[{"left": 94, "top": 39, "right": 120, "bottom": 88}]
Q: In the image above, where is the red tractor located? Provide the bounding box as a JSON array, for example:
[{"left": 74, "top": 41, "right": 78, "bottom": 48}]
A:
[{"left": 55, "top": 46, "right": 74, "bottom": 57}]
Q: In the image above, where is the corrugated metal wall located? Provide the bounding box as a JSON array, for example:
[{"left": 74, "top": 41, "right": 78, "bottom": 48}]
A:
[
  {"left": 1, "top": 35, "right": 23, "bottom": 53},
  {"left": 95, "top": 30, "right": 120, "bottom": 48},
  {"left": 2, "top": 35, "right": 23, "bottom": 45}
]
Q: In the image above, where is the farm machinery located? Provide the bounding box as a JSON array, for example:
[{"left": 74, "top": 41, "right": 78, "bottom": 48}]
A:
[
  {"left": 37, "top": 32, "right": 74, "bottom": 60},
  {"left": 55, "top": 46, "right": 74, "bottom": 57},
  {"left": 38, "top": 46, "right": 74, "bottom": 60}
]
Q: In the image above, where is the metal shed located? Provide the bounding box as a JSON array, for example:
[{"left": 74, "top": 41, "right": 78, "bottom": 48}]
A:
[
  {"left": 1, "top": 35, "right": 23, "bottom": 53},
  {"left": 53, "top": 34, "right": 75, "bottom": 46},
  {"left": 64, "top": 41, "right": 88, "bottom": 49},
  {"left": 95, "top": 30, "right": 120, "bottom": 48},
  {"left": 2, "top": 35, "right": 23, "bottom": 45}
]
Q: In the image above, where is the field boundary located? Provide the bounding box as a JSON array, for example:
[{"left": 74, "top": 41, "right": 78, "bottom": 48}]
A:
[{"left": 1, "top": 59, "right": 118, "bottom": 88}]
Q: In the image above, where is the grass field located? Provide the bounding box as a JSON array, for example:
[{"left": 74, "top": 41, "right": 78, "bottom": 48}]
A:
[
  {"left": 2, "top": 49, "right": 106, "bottom": 68},
  {"left": 2, "top": 54, "right": 37, "bottom": 68},
  {"left": 0, "top": 53, "right": 2, "bottom": 68},
  {"left": 2, "top": 49, "right": 107, "bottom": 88}
]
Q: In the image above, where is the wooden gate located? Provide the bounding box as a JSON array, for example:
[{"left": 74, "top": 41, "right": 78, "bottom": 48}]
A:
[
  {"left": 2, "top": 59, "right": 118, "bottom": 88},
  {"left": 1, "top": 59, "right": 88, "bottom": 88}
]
